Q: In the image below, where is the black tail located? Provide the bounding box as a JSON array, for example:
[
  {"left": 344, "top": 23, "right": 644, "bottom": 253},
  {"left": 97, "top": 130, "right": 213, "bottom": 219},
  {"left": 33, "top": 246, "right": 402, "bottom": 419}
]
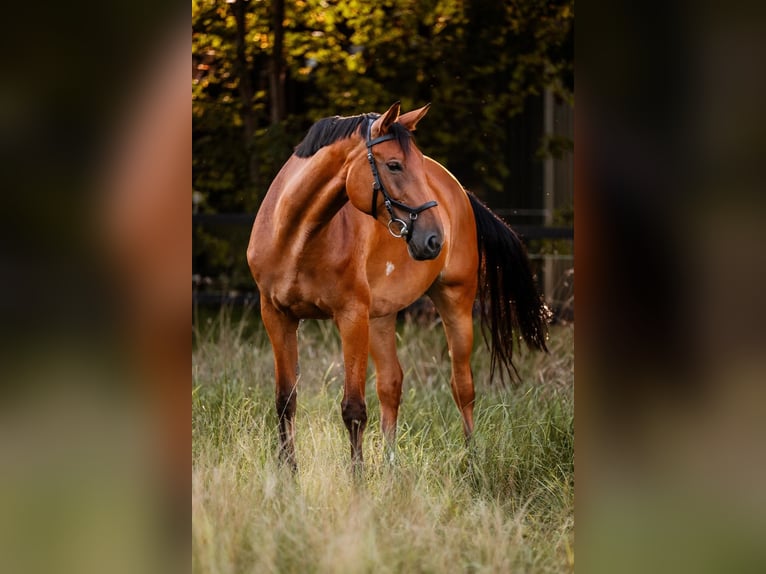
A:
[{"left": 468, "top": 192, "right": 551, "bottom": 383}]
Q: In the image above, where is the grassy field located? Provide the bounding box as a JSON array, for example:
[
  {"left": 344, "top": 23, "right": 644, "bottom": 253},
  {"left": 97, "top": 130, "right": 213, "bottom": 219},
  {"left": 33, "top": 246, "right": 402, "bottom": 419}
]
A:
[{"left": 192, "top": 307, "right": 574, "bottom": 573}]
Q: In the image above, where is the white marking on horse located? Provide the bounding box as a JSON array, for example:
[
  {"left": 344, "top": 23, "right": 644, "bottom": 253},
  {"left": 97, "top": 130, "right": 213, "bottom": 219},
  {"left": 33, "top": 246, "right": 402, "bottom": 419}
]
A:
[{"left": 385, "top": 261, "right": 395, "bottom": 276}]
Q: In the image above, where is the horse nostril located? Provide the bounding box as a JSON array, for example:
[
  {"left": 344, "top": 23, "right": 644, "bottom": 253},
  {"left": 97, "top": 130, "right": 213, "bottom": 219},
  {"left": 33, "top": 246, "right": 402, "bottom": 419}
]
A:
[{"left": 426, "top": 233, "right": 442, "bottom": 254}]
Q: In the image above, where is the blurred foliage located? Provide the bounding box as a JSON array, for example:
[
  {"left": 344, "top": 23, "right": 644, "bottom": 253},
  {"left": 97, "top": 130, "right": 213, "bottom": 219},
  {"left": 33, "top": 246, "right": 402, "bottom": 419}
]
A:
[
  {"left": 192, "top": 0, "right": 574, "bottom": 289},
  {"left": 529, "top": 203, "right": 574, "bottom": 257}
]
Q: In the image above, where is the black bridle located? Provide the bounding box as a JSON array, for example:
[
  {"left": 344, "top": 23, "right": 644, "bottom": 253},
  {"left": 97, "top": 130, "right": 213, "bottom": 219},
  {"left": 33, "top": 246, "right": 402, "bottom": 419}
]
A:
[{"left": 365, "top": 119, "right": 438, "bottom": 239}]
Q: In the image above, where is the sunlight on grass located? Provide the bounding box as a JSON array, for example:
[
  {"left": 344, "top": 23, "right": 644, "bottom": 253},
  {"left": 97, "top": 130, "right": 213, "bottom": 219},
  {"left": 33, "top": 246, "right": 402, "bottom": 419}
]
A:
[{"left": 193, "top": 307, "right": 573, "bottom": 573}]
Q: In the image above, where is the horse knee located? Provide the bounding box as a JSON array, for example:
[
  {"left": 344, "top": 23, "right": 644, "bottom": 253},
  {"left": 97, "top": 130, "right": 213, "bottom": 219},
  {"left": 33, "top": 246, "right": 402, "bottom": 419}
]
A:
[{"left": 341, "top": 399, "right": 367, "bottom": 431}]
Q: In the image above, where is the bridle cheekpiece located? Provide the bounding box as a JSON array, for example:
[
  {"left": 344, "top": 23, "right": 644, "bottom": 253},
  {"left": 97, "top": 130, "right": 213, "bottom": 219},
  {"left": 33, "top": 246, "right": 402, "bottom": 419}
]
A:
[{"left": 365, "top": 119, "right": 438, "bottom": 239}]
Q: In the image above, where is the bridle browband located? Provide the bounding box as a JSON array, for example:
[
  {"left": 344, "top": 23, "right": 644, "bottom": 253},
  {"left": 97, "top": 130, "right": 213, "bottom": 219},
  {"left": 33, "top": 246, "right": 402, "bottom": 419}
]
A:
[{"left": 365, "top": 119, "right": 438, "bottom": 239}]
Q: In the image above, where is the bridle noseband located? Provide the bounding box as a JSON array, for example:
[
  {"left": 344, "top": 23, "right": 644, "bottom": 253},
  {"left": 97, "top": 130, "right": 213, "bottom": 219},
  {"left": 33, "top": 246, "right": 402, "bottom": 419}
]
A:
[{"left": 365, "top": 119, "right": 438, "bottom": 239}]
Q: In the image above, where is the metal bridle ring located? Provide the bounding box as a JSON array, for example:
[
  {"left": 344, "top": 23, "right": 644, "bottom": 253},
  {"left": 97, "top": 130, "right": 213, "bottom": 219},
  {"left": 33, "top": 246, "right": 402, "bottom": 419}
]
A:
[{"left": 387, "top": 218, "right": 409, "bottom": 238}]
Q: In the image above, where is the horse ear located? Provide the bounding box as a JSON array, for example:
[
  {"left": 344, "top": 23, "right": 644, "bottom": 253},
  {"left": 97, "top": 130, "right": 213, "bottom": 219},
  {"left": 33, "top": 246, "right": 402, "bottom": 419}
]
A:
[
  {"left": 371, "top": 101, "right": 401, "bottom": 137},
  {"left": 397, "top": 103, "right": 431, "bottom": 131}
]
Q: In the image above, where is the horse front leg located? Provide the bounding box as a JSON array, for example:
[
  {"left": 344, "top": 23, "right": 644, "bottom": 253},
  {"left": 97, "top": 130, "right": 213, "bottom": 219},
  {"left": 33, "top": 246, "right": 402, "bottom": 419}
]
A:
[
  {"left": 336, "top": 307, "right": 370, "bottom": 472},
  {"left": 261, "top": 300, "right": 300, "bottom": 471}
]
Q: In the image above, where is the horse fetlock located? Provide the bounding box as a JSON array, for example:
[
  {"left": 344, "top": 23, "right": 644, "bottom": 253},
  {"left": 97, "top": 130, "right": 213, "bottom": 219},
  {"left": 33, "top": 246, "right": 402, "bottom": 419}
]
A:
[{"left": 278, "top": 443, "right": 298, "bottom": 474}]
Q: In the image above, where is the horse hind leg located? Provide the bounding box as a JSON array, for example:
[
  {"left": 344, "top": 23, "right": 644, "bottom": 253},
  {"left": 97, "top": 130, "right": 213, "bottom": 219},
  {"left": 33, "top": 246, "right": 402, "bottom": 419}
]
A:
[
  {"left": 369, "top": 314, "right": 403, "bottom": 460},
  {"left": 260, "top": 300, "right": 300, "bottom": 471},
  {"left": 429, "top": 285, "right": 476, "bottom": 439}
]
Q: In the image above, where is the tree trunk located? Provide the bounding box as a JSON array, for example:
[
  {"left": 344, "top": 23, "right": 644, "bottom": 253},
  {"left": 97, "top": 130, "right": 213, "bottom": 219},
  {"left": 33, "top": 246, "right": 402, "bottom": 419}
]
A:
[
  {"left": 231, "top": 0, "right": 259, "bottom": 186},
  {"left": 269, "top": 0, "right": 286, "bottom": 125}
]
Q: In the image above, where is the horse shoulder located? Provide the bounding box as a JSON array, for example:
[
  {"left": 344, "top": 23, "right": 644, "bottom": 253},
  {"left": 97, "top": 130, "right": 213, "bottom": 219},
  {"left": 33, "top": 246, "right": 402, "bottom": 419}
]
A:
[{"left": 423, "top": 157, "right": 478, "bottom": 286}]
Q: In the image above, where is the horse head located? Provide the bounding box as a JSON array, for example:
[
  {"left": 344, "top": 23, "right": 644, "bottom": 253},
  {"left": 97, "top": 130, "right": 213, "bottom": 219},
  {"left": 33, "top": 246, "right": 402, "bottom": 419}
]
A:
[{"left": 347, "top": 102, "right": 444, "bottom": 261}]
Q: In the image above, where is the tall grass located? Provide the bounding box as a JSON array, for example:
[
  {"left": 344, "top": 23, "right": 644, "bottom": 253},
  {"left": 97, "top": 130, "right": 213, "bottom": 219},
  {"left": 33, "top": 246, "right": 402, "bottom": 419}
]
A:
[{"left": 193, "top": 307, "right": 574, "bottom": 573}]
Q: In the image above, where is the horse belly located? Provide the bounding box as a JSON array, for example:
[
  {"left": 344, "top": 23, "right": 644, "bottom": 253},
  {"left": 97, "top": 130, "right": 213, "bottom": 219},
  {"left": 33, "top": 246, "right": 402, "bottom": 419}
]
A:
[{"left": 283, "top": 301, "right": 331, "bottom": 319}]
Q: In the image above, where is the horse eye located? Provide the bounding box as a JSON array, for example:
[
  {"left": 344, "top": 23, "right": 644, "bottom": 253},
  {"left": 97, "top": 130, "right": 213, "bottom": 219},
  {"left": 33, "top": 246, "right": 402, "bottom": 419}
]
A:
[{"left": 386, "top": 161, "right": 403, "bottom": 173}]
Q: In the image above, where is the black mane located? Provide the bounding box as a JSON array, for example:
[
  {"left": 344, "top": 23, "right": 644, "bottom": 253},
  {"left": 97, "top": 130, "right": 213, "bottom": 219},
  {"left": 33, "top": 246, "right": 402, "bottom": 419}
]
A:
[{"left": 294, "top": 113, "right": 412, "bottom": 158}]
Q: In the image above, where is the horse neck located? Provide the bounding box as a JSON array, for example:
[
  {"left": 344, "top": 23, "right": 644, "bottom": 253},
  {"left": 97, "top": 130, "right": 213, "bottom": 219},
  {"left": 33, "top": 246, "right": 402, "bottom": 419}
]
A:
[{"left": 274, "top": 140, "right": 361, "bottom": 245}]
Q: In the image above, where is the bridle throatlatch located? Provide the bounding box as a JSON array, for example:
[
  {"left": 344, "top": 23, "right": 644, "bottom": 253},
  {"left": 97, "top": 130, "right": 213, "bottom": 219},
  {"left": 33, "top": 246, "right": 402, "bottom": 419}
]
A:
[{"left": 365, "top": 119, "right": 438, "bottom": 239}]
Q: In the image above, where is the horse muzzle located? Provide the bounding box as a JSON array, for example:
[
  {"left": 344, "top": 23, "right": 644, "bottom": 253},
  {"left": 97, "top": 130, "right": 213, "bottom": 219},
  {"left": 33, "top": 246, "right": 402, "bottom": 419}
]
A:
[{"left": 407, "top": 229, "right": 443, "bottom": 260}]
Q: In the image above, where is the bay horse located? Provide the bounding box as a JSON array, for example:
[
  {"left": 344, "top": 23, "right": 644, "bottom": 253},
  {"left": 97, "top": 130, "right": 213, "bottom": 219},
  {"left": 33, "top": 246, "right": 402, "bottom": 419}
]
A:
[{"left": 247, "top": 102, "right": 549, "bottom": 470}]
